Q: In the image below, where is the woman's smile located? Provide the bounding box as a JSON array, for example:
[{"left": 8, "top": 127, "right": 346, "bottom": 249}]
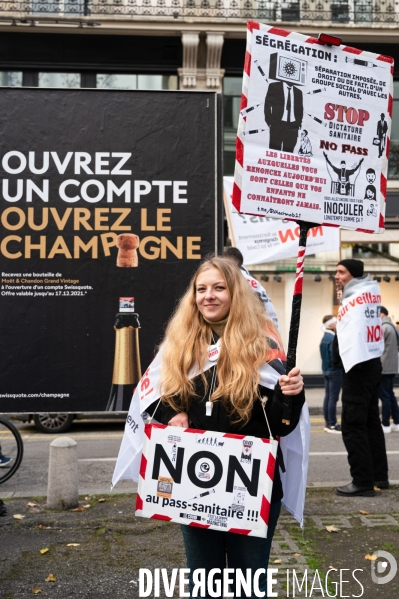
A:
[{"left": 195, "top": 267, "right": 231, "bottom": 322}]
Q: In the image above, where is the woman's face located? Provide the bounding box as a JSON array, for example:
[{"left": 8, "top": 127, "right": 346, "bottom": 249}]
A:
[{"left": 195, "top": 267, "right": 231, "bottom": 322}]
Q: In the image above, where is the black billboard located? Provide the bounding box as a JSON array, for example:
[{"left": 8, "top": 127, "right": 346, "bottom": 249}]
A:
[{"left": 0, "top": 89, "right": 221, "bottom": 413}]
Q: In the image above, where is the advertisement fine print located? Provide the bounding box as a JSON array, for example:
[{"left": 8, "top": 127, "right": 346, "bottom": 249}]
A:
[{"left": 233, "top": 21, "right": 394, "bottom": 233}]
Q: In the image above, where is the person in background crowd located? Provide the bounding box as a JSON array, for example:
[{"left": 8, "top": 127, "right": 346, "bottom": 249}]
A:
[
  {"left": 379, "top": 306, "right": 399, "bottom": 433},
  {"left": 152, "top": 256, "right": 305, "bottom": 597},
  {"left": 320, "top": 315, "right": 342, "bottom": 434},
  {"left": 333, "top": 259, "right": 388, "bottom": 497},
  {"left": 223, "top": 247, "right": 279, "bottom": 330}
]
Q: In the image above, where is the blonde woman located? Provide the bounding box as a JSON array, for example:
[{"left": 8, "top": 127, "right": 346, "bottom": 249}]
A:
[{"left": 152, "top": 256, "right": 305, "bottom": 598}]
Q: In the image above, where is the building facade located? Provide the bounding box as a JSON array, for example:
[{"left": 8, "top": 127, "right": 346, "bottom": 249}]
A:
[{"left": 0, "top": 5, "right": 398, "bottom": 374}]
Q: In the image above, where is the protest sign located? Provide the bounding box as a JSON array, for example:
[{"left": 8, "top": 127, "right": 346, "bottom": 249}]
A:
[
  {"left": 224, "top": 176, "right": 340, "bottom": 264},
  {"left": 0, "top": 89, "right": 219, "bottom": 413},
  {"left": 336, "top": 279, "right": 384, "bottom": 372},
  {"left": 233, "top": 21, "right": 394, "bottom": 233},
  {"left": 136, "top": 423, "right": 278, "bottom": 538}
]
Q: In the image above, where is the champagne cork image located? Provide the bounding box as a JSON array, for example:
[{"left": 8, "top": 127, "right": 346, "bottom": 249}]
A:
[{"left": 116, "top": 234, "right": 140, "bottom": 267}]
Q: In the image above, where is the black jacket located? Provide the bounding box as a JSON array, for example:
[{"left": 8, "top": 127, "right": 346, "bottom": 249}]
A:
[
  {"left": 332, "top": 334, "right": 343, "bottom": 370},
  {"left": 150, "top": 368, "right": 305, "bottom": 504}
]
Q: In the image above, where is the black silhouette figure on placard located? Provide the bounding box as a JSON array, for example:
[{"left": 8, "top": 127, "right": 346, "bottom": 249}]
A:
[
  {"left": 264, "top": 81, "right": 303, "bottom": 153},
  {"left": 264, "top": 54, "right": 306, "bottom": 153},
  {"left": 323, "top": 152, "right": 364, "bottom": 196},
  {"left": 376, "top": 114, "right": 388, "bottom": 158}
]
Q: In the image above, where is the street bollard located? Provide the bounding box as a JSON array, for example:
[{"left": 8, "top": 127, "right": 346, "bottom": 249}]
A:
[{"left": 47, "top": 437, "right": 79, "bottom": 510}]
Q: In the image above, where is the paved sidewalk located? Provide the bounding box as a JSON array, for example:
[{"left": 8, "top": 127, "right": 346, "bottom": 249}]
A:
[{"left": 1, "top": 488, "right": 398, "bottom": 599}]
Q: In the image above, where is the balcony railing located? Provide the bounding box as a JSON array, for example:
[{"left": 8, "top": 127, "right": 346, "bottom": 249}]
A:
[{"left": 0, "top": 0, "right": 398, "bottom": 23}]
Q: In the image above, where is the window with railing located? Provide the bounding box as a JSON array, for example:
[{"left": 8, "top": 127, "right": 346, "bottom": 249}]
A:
[
  {"left": 331, "top": 0, "right": 350, "bottom": 23},
  {"left": 0, "top": 0, "right": 397, "bottom": 20},
  {"left": 302, "top": 0, "right": 397, "bottom": 23},
  {"left": 281, "top": 0, "right": 300, "bottom": 21},
  {"left": 330, "top": 0, "right": 374, "bottom": 24},
  {"left": 354, "top": 0, "right": 373, "bottom": 23},
  {"left": 255, "top": 0, "right": 277, "bottom": 20},
  {"left": 31, "top": 0, "right": 87, "bottom": 14}
]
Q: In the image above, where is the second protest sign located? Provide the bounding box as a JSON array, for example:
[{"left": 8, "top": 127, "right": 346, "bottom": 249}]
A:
[{"left": 136, "top": 424, "right": 278, "bottom": 538}]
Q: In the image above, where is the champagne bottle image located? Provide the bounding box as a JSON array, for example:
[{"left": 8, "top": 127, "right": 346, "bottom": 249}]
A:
[{"left": 106, "top": 298, "right": 142, "bottom": 411}]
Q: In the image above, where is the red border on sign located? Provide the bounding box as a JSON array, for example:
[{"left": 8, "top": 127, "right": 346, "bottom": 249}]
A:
[
  {"left": 244, "top": 51, "right": 252, "bottom": 77},
  {"left": 136, "top": 494, "right": 143, "bottom": 511},
  {"left": 247, "top": 20, "right": 260, "bottom": 33},
  {"left": 377, "top": 54, "right": 394, "bottom": 64},
  {"left": 342, "top": 46, "right": 362, "bottom": 55},
  {"left": 260, "top": 495, "right": 271, "bottom": 525},
  {"left": 266, "top": 453, "right": 276, "bottom": 479},
  {"left": 228, "top": 528, "right": 252, "bottom": 535},
  {"left": 268, "top": 27, "right": 290, "bottom": 37},
  {"left": 139, "top": 454, "right": 147, "bottom": 480}
]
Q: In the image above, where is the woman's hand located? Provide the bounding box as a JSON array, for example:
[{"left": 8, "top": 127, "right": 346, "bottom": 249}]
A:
[
  {"left": 168, "top": 412, "right": 190, "bottom": 427},
  {"left": 279, "top": 367, "right": 304, "bottom": 396}
]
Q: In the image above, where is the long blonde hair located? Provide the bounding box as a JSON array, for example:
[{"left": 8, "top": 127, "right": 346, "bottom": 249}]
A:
[{"left": 159, "top": 256, "right": 283, "bottom": 423}]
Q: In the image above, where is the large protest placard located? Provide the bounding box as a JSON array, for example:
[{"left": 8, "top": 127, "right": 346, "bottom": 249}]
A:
[
  {"left": 233, "top": 21, "right": 394, "bottom": 233},
  {"left": 224, "top": 176, "right": 340, "bottom": 264},
  {"left": 0, "top": 89, "right": 220, "bottom": 413},
  {"left": 136, "top": 423, "right": 278, "bottom": 538}
]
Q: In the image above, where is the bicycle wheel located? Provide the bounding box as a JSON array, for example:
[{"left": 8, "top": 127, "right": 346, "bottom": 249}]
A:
[{"left": 0, "top": 417, "right": 24, "bottom": 484}]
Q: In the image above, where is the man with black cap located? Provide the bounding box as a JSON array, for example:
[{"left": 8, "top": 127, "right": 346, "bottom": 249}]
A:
[
  {"left": 379, "top": 306, "right": 399, "bottom": 434},
  {"left": 333, "top": 259, "right": 388, "bottom": 497}
]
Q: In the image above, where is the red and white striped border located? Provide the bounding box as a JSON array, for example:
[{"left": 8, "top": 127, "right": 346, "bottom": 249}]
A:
[
  {"left": 232, "top": 21, "right": 394, "bottom": 234},
  {"left": 293, "top": 245, "right": 306, "bottom": 296},
  {"left": 136, "top": 424, "right": 276, "bottom": 537}
]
